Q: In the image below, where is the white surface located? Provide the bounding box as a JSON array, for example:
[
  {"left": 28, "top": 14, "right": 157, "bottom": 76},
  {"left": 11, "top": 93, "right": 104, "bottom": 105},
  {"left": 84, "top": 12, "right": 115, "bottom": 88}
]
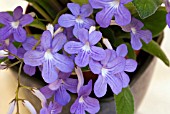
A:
[{"left": 0, "top": 0, "right": 170, "bottom": 114}]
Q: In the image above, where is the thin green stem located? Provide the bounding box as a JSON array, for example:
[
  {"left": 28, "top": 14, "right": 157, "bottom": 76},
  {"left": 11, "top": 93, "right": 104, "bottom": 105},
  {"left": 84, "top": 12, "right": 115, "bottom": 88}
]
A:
[{"left": 32, "top": 39, "right": 41, "bottom": 50}]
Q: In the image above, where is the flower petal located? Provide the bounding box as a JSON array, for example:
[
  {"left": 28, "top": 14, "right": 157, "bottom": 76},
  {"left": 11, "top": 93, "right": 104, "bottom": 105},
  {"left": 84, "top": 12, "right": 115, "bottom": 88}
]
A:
[
  {"left": 120, "top": 0, "right": 133, "bottom": 4},
  {"left": 101, "top": 49, "right": 116, "bottom": 66},
  {"left": 41, "top": 31, "right": 52, "bottom": 50},
  {"left": 83, "top": 96, "right": 100, "bottom": 114},
  {"left": 40, "top": 86, "right": 54, "bottom": 99},
  {"left": 8, "top": 43, "right": 17, "bottom": 59},
  {"left": 58, "top": 14, "right": 76, "bottom": 27},
  {"left": 89, "top": 31, "right": 102, "bottom": 45},
  {"left": 64, "top": 41, "right": 83, "bottom": 54},
  {"left": 166, "top": 13, "right": 170, "bottom": 28},
  {"left": 54, "top": 86, "right": 71, "bottom": 106},
  {"left": 20, "top": 14, "right": 34, "bottom": 26},
  {"left": 52, "top": 33, "right": 67, "bottom": 53},
  {"left": 90, "top": 46, "right": 106, "bottom": 61},
  {"left": 124, "top": 59, "right": 137, "bottom": 72},
  {"left": 70, "top": 99, "right": 83, "bottom": 114},
  {"left": 107, "top": 75, "right": 122, "bottom": 95},
  {"left": 64, "top": 78, "right": 78, "bottom": 93},
  {"left": 13, "top": 27, "right": 26, "bottom": 42},
  {"left": 89, "top": 0, "right": 111, "bottom": 8},
  {"left": 89, "top": 59, "right": 102, "bottom": 74},
  {"left": 0, "top": 25, "right": 12, "bottom": 40},
  {"left": 23, "top": 65, "right": 36, "bottom": 76},
  {"left": 94, "top": 75, "right": 107, "bottom": 97},
  {"left": 83, "top": 18, "right": 96, "bottom": 29},
  {"left": 67, "top": 3, "right": 80, "bottom": 16},
  {"left": 130, "top": 33, "right": 142, "bottom": 50},
  {"left": 42, "top": 60, "right": 59, "bottom": 83},
  {"left": 75, "top": 50, "right": 90, "bottom": 67},
  {"left": 116, "top": 44, "right": 128, "bottom": 57},
  {"left": 80, "top": 4, "right": 93, "bottom": 17},
  {"left": 96, "top": 7, "right": 114, "bottom": 28},
  {"left": 22, "top": 37, "right": 38, "bottom": 51},
  {"left": 114, "top": 5, "right": 131, "bottom": 26},
  {"left": 0, "top": 12, "right": 13, "bottom": 24},
  {"left": 13, "top": 6, "right": 23, "bottom": 21},
  {"left": 24, "top": 50, "right": 44, "bottom": 66},
  {"left": 79, "top": 80, "right": 92, "bottom": 97},
  {"left": 116, "top": 72, "right": 130, "bottom": 88},
  {"left": 77, "top": 28, "right": 89, "bottom": 44},
  {"left": 137, "top": 30, "right": 152, "bottom": 44},
  {"left": 53, "top": 53, "right": 74, "bottom": 72},
  {"left": 48, "top": 79, "right": 62, "bottom": 91}
]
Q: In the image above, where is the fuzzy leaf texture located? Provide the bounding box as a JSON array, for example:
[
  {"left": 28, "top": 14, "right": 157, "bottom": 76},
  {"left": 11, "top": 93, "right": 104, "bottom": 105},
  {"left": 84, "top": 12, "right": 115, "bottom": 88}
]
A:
[
  {"left": 114, "top": 87, "right": 134, "bottom": 114},
  {"left": 132, "top": 0, "right": 162, "bottom": 19},
  {"left": 142, "top": 40, "right": 170, "bottom": 66},
  {"left": 71, "top": 0, "right": 88, "bottom": 5}
]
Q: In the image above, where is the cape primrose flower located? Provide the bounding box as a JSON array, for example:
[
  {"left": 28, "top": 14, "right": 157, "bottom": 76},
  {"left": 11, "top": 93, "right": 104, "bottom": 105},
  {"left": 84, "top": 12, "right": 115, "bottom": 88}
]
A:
[
  {"left": 70, "top": 80, "right": 100, "bottom": 114},
  {"left": 58, "top": 3, "right": 95, "bottom": 36},
  {"left": 64, "top": 28, "right": 106, "bottom": 67},
  {"left": 121, "top": 17, "right": 152, "bottom": 50},
  {"left": 24, "top": 25, "right": 74, "bottom": 83},
  {"left": 0, "top": 6, "right": 34, "bottom": 42},
  {"left": 89, "top": 0, "right": 132, "bottom": 28}
]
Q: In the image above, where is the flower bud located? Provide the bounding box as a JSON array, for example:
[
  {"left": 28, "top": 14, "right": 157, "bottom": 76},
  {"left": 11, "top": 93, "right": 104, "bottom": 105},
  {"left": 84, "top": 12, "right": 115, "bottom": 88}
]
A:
[
  {"left": 75, "top": 67, "right": 84, "bottom": 93},
  {"left": 29, "top": 12, "right": 36, "bottom": 18},
  {"left": 22, "top": 100, "right": 37, "bottom": 114},
  {"left": 89, "top": 26, "right": 96, "bottom": 34},
  {"left": 0, "top": 50, "right": 8, "bottom": 57},
  {"left": 46, "top": 24, "right": 54, "bottom": 36},
  {"left": 54, "top": 27, "right": 64, "bottom": 36},
  {"left": 102, "top": 38, "right": 113, "bottom": 50},
  {"left": 7, "top": 100, "right": 16, "bottom": 114}
]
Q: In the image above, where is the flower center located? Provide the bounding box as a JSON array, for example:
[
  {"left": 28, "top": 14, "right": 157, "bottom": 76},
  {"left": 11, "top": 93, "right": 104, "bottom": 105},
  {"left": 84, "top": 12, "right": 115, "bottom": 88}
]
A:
[
  {"left": 82, "top": 42, "right": 91, "bottom": 52},
  {"left": 101, "top": 67, "right": 108, "bottom": 77},
  {"left": 11, "top": 21, "right": 20, "bottom": 29},
  {"left": 131, "top": 27, "right": 137, "bottom": 34},
  {"left": 44, "top": 49, "right": 54, "bottom": 60},
  {"left": 76, "top": 15, "right": 84, "bottom": 24},
  {"left": 110, "top": 0, "right": 120, "bottom": 8},
  {"left": 79, "top": 96, "right": 84, "bottom": 103}
]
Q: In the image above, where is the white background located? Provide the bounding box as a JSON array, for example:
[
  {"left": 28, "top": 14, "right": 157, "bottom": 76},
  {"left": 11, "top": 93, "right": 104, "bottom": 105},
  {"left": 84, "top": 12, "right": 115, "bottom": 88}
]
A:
[{"left": 0, "top": 0, "right": 170, "bottom": 114}]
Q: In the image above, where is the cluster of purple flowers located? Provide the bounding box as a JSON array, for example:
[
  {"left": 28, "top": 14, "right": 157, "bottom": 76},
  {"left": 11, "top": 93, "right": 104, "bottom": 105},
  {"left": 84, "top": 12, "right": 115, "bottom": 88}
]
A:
[{"left": 2, "top": 0, "right": 168, "bottom": 113}]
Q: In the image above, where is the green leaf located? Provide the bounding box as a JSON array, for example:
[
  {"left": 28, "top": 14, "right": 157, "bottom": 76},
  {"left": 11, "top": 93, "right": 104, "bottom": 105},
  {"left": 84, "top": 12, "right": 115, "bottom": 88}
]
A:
[
  {"left": 71, "top": 0, "right": 88, "bottom": 5},
  {"left": 132, "top": 0, "right": 162, "bottom": 19},
  {"left": 138, "top": 7, "right": 167, "bottom": 37},
  {"left": 27, "top": 19, "right": 46, "bottom": 30},
  {"left": 142, "top": 40, "right": 170, "bottom": 66},
  {"left": 114, "top": 87, "right": 134, "bottom": 114},
  {"left": 126, "top": 43, "right": 136, "bottom": 60}
]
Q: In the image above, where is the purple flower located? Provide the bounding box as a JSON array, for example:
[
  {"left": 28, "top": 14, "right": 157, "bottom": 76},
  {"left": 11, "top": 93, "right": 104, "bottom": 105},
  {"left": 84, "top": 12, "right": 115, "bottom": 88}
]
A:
[
  {"left": 58, "top": 3, "right": 95, "bottom": 36},
  {"left": 64, "top": 28, "right": 106, "bottom": 67},
  {"left": 40, "top": 101, "right": 62, "bottom": 114},
  {"left": 40, "top": 72, "right": 78, "bottom": 106},
  {"left": 121, "top": 17, "right": 152, "bottom": 50},
  {"left": 89, "top": 44, "right": 137, "bottom": 97},
  {"left": 165, "top": 0, "right": 170, "bottom": 28},
  {"left": 70, "top": 80, "right": 100, "bottom": 114},
  {"left": 24, "top": 28, "right": 74, "bottom": 83},
  {"left": 0, "top": 6, "right": 34, "bottom": 42},
  {"left": 89, "top": 0, "right": 132, "bottom": 28}
]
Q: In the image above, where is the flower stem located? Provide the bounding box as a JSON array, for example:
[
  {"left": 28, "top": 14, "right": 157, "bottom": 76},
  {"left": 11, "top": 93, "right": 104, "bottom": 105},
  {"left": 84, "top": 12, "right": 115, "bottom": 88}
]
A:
[{"left": 32, "top": 39, "right": 41, "bottom": 50}]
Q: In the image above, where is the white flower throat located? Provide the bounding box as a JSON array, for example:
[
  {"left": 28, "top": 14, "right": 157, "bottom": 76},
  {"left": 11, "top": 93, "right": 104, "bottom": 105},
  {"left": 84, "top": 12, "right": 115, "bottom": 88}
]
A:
[
  {"left": 44, "top": 49, "right": 54, "bottom": 60},
  {"left": 82, "top": 42, "right": 91, "bottom": 51},
  {"left": 79, "top": 96, "right": 84, "bottom": 103},
  {"left": 76, "top": 15, "right": 84, "bottom": 24},
  {"left": 110, "top": 0, "right": 120, "bottom": 8},
  {"left": 11, "top": 21, "right": 20, "bottom": 29},
  {"left": 101, "top": 67, "right": 109, "bottom": 77},
  {"left": 131, "top": 27, "right": 137, "bottom": 34}
]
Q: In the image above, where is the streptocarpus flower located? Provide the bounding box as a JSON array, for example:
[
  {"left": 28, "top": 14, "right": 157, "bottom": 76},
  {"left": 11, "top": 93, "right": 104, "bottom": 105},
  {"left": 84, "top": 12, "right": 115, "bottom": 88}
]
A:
[
  {"left": 89, "top": 0, "right": 132, "bottom": 28},
  {"left": 0, "top": 6, "right": 34, "bottom": 42},
  {"left": 64, "top": 28, "right": 106, "bottom": 67},
  {"left": 24, "top": 25, "right": 74, "bottom": 83},
  {"left": 164, "top": 0, "right": 170, "bottom": 27},
  {"left": 40, "top": 101, "right": 62, "bottom": 114},
  {"left": 40, "top": 72, "right": 78, "bottom": 106},
  {"left": 58, "top": 3, "right": 95, "bottom": 36},
  {"left": 121, "top": 17, "right": 152, "bottom": 50},
  {"left": 70, "top": 80, "right": 100, "bottom": 114}
]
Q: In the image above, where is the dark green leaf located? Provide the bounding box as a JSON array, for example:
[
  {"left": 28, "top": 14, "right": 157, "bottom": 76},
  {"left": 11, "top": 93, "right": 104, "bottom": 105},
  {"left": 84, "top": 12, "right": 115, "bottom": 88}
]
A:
[
  {"left": 114, "top": 87, "right": 134, "bottom": 114},
  {"left": 132, "top": 0, "right": 162, "bottom": 19},
  {"left": 126, "top": 43, "right": 136, "bottom": 60},
  {"left": 71, "top": 0, "right": 88, "bottom": 5},
  {"left": 27, "top": 19, "right": 46, "bottom": 30},
  {"left": 142, "top": 40, "right": 170, "bottom": 66},
  {"left": 13, "top": 42, "right": 21, "bottom": 48}
]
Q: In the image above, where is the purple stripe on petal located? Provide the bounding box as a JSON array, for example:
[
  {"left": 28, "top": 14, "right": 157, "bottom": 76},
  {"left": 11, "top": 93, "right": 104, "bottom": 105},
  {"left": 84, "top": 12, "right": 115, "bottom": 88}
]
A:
[
  {"left": 83, "top": 96, "right": 100, "bottom": 113},
  {"left": 64, "top": 41, "right": 83, "bottom": 54},
  {"left": 52, "top": 33, "right": 67, "bottom": 53},
  {"left": 89, "top": 31, "right": 102, "bottom": 45},
  {"left": 94, "top": 75, "right": 107, "bottom": 97},
  {"left": 137, "top": 30, "right": 152, "bottom": 44},
  {"left": 90, "top": 46, "right": 106, "bottom": 61},
  {"left": 116, "top": 72, "right": 130, "bottom": 88},
  {"left": 40, "top": 86, "right": 54, "bottom": 99},
  {"left": 13, "top": 6, "right": 23, "bottom": 21},
  {"left": 75, "top": 50, "right": 90, "bottom": 67},
  {"left": 55, "top": 86, "right": 71, "bottom": 106},
  {"left": 0, "top": 12, "right": 13, "bottom": 24},
  {"left": 89, "top": 59, "right": 102, "bottom": 74},
  {"left": 67, "top": 3, "right": 80, "bottom": 16},
  {"left": 53, "top": 53, "right": 74, "bottom": 73},
  {"left": 80, "top": 4, "right": 93, "bottom": 17},
  {"left": 58, "top": 14, "right": 76, "bottom": 27},
  {"left": 130, "top": 33, "right": 142, "bottom": 50},
  {"left": 42, "top": 60, "right": 59, "bottom": 83},
  {"left": 77, "top": 28, "right": 89, "bottom": 44},
  {"left": 20, "top": 14, "right": 34, "bottom": 26},
  {"left": 13, "top": 27, "right": 26, "bottom": 42},
  {"left": 64, "top": 78, "right": 78, "bottom": 93},
  {"left": 41, "top": 31, "right": 52, "bottom": 50},
  {"left": 0, "top": 25, "right": 12, "bottom": 40},
  {"left": 116, "top": 44, "right": 128, "bottom": 57},
  {"left": 24, "top": 50, "right": 44, "bottom": 66},
  {"left": 124, "top": 59, "right": 137, "bottom": 72},
  {"left": 107, "top": 75, "right": 122, "bottom": 95},
  {"left": 23, "top": 64, "right": 36, "bottom": 76}
]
